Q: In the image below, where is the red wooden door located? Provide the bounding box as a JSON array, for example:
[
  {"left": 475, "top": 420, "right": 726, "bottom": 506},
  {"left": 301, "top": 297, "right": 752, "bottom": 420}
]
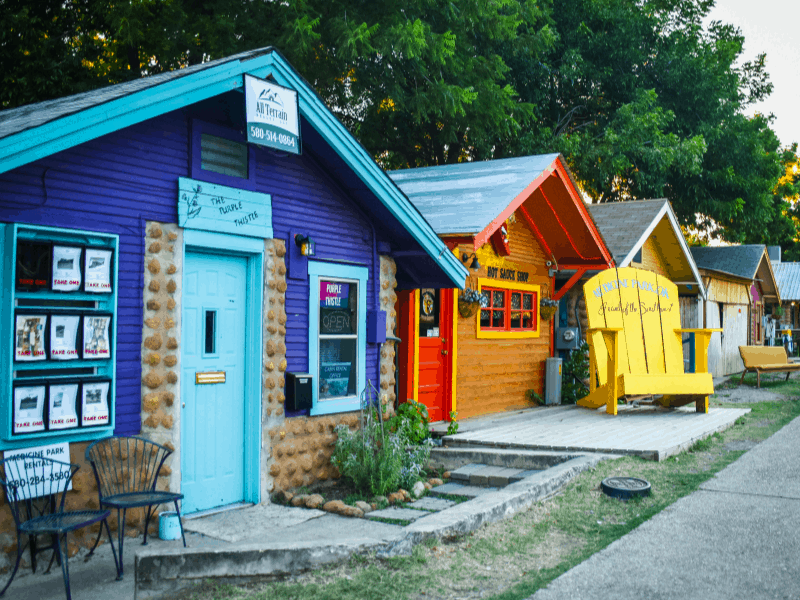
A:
[{"left": 416, "top": 289, "right": 452, "bottom": 422}]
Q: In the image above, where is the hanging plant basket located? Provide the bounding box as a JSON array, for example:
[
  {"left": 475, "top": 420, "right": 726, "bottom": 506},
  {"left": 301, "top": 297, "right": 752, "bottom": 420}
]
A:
[
  {"left": 458, "top": 300, "right": 479, "bottom": 318},
  {"left": 540, "top": 298, "right": 559, "bottom": 321}
]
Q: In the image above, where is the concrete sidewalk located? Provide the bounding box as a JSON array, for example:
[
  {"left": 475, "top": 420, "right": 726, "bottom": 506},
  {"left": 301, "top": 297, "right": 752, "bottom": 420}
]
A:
[{"left": 530, "top": 414, "right": 800, "bottom": 600}]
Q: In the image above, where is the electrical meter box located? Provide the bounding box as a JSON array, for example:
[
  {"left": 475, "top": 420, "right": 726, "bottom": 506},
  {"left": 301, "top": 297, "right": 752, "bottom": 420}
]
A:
[
  {"left": 545, "top": 357, "right": 562, "bottom": 405},
  {"left": 286, "top": 372, "right": 313, "bottom": 411},
  {"left": 556, "top": 327, "right": 581, "bottom": 350}
]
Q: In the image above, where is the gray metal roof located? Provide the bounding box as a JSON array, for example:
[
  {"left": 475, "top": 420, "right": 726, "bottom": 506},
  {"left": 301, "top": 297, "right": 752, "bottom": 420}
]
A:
[
  {"left": 387, "top": 154, "right": 560, "bottom": 235},
  {"left": 690, "top": 245, "right": 766, "bottom": 280},
  {"left": 772, "top": 262, "right": 800, "bottom": 301},
  {"left": 0, "top": 49, "right": 270, "bottom": 140},
  {"left": 587, "top": 199, "right": 668, "bottom": 264}
]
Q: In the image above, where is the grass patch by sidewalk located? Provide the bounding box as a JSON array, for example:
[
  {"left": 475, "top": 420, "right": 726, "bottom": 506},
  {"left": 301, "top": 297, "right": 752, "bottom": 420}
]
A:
[{"left": 170, "top": 387, "right": 800, "bottom": 600}]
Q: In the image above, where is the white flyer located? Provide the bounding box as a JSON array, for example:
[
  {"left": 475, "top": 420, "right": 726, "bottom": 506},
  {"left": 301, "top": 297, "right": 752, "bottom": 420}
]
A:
[
  {"left": 48, "top": 383, "right": 79, "bottom": 430},
  {"left": 52, "top": 246, "right": 82, "bottom": 291},
  {"left": 2, "top": 443, "right": 72, "bottom": 499},
  {"left": 15, "top": 314, "right": 47, "bottom": 361},
  {"left": 50, "top": 314, "right": 80, "bottom": 360},
  {"left": 13, "top": 385, "right": 46, "bottom": 433},
  {"left": 81, "top": 381, "right": 110, "bottom": 426},
  {"left": 83, "top": 315, "right": 111, "bottom": 359},
  {"left": 84, "top": 248, "right": 112, "bottom": 293}
]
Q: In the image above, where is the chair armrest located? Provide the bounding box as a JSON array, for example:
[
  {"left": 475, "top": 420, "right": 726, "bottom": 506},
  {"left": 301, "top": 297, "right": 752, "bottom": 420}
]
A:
[
  {"left": 675, "top": 328, "right": 723, "bottom": 333},
  {"left": 587, "top": 327, "right": 623, "bottom": 333}
]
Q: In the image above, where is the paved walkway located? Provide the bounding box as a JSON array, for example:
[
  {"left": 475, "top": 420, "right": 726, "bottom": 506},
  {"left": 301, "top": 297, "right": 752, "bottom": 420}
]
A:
[
  {"left": 530, "top": 413, "right": 800, "bottom": 600},
  {"left": 443, "top": 404, "right": 749, "bottom": 460}
]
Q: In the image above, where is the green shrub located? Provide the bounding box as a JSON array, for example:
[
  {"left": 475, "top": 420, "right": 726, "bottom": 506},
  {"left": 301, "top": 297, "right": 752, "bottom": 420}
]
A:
[
  {"left": 562, "top": 342, "right": 590, "bottom": 404},
  {"left": 387, "top": 399, "right": 430, "bottom": 444},
  {"left": 332, "top": 404, "right": 433, "bottom": 497}
]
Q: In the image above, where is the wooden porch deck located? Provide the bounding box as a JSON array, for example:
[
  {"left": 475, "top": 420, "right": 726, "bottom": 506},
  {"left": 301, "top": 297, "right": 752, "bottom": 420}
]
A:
[{"left": 442, "top": 405, "right": 750, "bottom": 461}]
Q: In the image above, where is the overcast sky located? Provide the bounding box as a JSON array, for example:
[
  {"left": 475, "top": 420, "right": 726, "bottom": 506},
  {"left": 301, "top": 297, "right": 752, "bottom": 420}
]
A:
[{"left": 706, "top": 0, "right": 800, "bottom": 149}]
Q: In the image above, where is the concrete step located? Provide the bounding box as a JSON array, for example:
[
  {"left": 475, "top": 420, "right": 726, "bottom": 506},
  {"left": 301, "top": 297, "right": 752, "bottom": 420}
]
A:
[
  {"left": 430, "top": 446, "right": 580, "bottom": 473},
  {"left": 430, "top": 482, "right": 498, "bottom": 498},
  {"left": 449, "top": 463, "right": 546, "bottom": 487}
]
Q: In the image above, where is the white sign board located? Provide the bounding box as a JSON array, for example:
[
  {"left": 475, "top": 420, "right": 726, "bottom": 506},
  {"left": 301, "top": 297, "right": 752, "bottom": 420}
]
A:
[
  {"left": 245, "top": 74, "right": 301, "bottom": 154},
  {"left": 3, "top": 442, "right": 72, "bottom": 500}
]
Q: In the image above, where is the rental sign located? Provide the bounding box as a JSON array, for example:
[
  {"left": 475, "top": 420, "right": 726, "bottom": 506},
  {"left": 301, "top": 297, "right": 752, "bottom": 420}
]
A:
[{"left": 245, "top": 74, "right": 301, "bottom": 154}]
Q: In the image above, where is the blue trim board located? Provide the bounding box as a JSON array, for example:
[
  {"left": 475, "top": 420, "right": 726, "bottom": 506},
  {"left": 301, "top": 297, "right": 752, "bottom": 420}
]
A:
[
  {"left": 0, "top": 49, "right": 468, "bottom": 289},
  {"left": 308, "top": 261, "right": 367, "bottom": 416},
  {"left": 183, "top": 230, "right": 263, "bottom": 504}
]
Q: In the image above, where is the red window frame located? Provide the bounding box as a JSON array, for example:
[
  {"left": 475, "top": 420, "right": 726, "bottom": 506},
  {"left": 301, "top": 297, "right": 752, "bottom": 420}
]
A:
[{"left": 479, "top": 287, "right": 538, "bottom": 332}]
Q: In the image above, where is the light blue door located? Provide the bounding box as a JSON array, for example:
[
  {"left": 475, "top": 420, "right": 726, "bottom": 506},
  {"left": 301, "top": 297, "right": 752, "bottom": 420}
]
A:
[{"left": 181, "top": 251, "right": 247, "bottom": 513}]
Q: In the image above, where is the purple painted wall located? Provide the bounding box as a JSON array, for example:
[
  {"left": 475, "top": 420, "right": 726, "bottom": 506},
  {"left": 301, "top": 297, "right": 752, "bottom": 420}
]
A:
[{"left": 0, "top": 110, "right": 383, "bottom": 433}]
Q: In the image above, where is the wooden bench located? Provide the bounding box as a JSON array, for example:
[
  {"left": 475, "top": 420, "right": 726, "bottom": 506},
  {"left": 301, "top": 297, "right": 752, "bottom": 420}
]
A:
[
  {"left": 738, "top": 346, "right": 800, "bottom": 388},
  {"left": 578, "top": 267, "right": 721, "bottom": 415}
]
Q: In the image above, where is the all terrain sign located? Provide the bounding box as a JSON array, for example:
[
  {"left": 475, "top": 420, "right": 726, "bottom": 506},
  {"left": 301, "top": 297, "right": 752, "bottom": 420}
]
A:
[{"left": 245, "top": 74, "right": 301, "bottom": 154}]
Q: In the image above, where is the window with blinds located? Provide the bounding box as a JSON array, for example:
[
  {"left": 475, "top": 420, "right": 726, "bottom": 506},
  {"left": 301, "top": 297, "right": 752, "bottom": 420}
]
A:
[{"left": 200, "top": 134, "right": 248, "bottom": 179}]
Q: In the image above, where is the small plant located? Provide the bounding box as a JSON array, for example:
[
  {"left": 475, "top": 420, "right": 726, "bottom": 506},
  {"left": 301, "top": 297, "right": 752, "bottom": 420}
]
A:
[
  {"left": 446, "top": 411, "right": 459, "bottom": 435},
  {"left": 562, "top": 342, "right": 590, "bottom": 404},
  {"left": 526, "top": 390, "right": 544, "bottom": 405},
  {"left": 459, "top": 288, "right": 483, "bottom": 304},
  {"left": 773, "top": 305, "right": 785, "bottom": 318},
  {"left": 388, "top": 399, "right": 430, "bottom": 444}
]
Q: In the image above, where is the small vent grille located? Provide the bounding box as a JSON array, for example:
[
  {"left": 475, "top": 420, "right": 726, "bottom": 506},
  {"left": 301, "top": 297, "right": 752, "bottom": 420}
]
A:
[{"left": 201, "top": 134, "right": 248, "bottom": 179}]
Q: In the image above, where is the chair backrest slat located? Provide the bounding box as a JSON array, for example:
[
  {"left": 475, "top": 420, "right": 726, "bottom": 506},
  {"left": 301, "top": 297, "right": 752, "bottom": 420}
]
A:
[
  {"left": 86, "top": 436, "right": 171, "bottom": 499},
  {"left": 0, "top": 456, "right": 78, "bottom": 528}
]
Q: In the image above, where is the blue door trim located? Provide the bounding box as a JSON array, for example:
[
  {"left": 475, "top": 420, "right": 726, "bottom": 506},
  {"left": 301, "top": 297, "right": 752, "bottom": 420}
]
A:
[
  {"left": 183, "top": 230, "right": 263, "bottom": 505},
  {"left": 308, "top": 261, "right": 368, "bottom": 416}
]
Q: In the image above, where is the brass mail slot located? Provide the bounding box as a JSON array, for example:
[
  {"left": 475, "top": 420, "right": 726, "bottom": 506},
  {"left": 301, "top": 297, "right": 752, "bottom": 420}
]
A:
[{"left": 196, "top": 371, "right": 226, "bottom": 385}]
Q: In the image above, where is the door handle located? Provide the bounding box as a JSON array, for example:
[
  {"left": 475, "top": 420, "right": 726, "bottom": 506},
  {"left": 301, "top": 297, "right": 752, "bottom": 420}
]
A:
[
  {"left": 182, "top": 402, "right": 185, "bottom": 408},
  {"left": 440, "top": 338, "right": 447, "bottom": 343},
  {"left": 441, "top": 350, "right": 448, "bottom": 355}
]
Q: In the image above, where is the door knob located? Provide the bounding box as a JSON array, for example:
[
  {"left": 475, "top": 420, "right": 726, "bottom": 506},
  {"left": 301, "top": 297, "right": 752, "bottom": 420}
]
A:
[
  {"left": 441, "top": 350, "right": 448, "bottom": 355},
  {"left": 182, "top": 402, "right": 185, "bottom": 408},
  {"left": 440, "top": 338, "right": 447, "bottom": 343}
]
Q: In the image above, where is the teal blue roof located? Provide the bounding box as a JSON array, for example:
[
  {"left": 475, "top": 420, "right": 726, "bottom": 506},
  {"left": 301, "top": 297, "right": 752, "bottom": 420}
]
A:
[{"left": 0, "top": 48, "right": 468, "bottom": 288}]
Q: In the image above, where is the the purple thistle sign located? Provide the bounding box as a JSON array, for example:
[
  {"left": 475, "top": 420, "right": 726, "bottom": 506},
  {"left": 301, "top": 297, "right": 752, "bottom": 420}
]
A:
[{"left": 320, "top": 281, "right": 349, "bottom": 308}]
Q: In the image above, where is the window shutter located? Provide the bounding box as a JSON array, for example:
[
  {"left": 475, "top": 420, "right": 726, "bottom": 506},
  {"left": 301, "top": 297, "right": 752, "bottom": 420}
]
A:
[{"left": 201, "top": 134, "right": 248, "bottom": 179}]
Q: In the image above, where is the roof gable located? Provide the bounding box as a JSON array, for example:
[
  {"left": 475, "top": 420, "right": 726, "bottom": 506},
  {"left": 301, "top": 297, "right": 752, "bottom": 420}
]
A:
[
  {"left": 390, "top": 155, "right": 613, "bottom": 270},
  {"left": 587, "top": 199, "right": 705, "bottom": 296},
  {"left": 0, "top": 48, "right": 468, "bottom": 288}
]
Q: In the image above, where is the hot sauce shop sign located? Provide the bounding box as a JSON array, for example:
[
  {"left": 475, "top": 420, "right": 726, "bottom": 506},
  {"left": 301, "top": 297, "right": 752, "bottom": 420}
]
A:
[{"left": 245, "top": 74, "right": 301, "bottom": 154}]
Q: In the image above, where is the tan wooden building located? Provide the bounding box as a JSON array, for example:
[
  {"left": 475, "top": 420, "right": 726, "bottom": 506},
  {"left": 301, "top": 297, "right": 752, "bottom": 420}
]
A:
[{"left": 690, "top": 245, "right": 780, "bottom": 376}]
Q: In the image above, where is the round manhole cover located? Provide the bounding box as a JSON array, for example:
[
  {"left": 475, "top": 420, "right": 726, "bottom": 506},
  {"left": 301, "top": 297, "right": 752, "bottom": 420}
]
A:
[{"left": 601, "top": 477, "right": 651, "bottom": 500}]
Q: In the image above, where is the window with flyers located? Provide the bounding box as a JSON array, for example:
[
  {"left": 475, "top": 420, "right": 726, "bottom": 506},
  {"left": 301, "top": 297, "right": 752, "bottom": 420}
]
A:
[
  {"left": 1, "top": 222, "right": 118, "bottom": 451},
  {"left": 477, "top": 279, "right": 541, "bottom": 339}
]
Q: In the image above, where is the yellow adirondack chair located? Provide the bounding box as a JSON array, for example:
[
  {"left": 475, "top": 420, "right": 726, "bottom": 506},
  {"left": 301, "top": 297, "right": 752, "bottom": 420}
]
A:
[{"left": 579, "top": 267, "right": 721, "bottom": 415}]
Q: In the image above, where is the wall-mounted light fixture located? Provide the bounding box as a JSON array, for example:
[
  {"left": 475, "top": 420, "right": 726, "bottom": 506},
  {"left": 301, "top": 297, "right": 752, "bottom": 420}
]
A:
[
  {"left": 295, "top": 234, "right": 316, "bottom": 257},
  {"left": 461, "top": 252, "right": 481, "bottom": 271}
]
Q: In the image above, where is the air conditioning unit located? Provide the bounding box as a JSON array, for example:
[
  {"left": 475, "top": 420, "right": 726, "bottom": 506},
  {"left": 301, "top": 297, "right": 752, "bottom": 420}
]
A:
[
  {"left": 556, "top": 327, "right": 581, "bottom": 350},
  {"left": 545, "top": 357, "right": 562, "bottom": 405}
]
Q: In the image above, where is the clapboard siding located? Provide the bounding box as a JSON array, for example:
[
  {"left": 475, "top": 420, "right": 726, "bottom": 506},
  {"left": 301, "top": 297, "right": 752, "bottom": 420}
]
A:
[
  {"left": 0, "top": 110, "right": 385, "bottom": 433},
  {"left": 454, "top": 217, "right": 551, "bottom": 419}
]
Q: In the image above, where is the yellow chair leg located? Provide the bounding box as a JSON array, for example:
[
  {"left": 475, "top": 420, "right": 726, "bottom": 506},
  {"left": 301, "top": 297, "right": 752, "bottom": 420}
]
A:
[{"left": 696, "top": 396, "right": 708, "bottom": 413}]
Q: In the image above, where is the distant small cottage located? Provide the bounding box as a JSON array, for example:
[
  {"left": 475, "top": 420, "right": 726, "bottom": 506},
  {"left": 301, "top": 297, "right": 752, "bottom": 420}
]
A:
[
  {"left": 690, "top": 245, "right": 780, "bottom": 376},
  {"left": 769, "top": 246, "right": 800, "bottom": 343}
]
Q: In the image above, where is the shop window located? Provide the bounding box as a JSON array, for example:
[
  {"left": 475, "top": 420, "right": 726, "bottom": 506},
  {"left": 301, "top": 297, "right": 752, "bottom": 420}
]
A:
[
  {"left": 476, "top": 279, "right": 540, "bottom": 339},
  {"left": 309, "top": 262, "right": 368, "bottom": 415},
  {"left": 1, "top": 223, "right": 118, "bottom": 450},
  {"left": 419, "top": 288, "right": 440, "bottom": 338},
  {"left": 191, "top": 120, "right": 257, "bottom": 191}
]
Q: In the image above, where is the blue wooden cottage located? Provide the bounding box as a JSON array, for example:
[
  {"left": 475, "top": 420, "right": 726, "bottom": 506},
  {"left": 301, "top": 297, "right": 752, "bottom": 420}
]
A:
[{"left": 0, "top": 46, "right": 467, "bottom": 533}]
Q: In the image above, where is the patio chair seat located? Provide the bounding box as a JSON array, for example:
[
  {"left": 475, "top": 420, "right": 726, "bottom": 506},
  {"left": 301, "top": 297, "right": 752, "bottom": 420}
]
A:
[
  {"left": 86, "top": 436, "right": 187, "bottom": 579},
  {"left": 100, "top": 491, "right": 183, "bottom": 510},
  {"left": 20, "top": 510, "right": 111, "bottom": 535}
]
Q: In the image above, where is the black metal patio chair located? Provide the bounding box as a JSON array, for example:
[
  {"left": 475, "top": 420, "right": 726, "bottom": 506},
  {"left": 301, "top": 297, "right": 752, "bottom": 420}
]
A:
[
  {"left": 0, "top": 455, "right": 120, "bottom": 600},
  {"left": 85, "top": 435, "right": 186, "bottom": 578}
]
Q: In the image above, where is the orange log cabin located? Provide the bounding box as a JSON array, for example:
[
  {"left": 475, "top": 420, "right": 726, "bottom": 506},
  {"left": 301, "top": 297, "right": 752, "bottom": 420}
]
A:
[{"left": 389, "top": 154, "right": 613, "bottom": 421}]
